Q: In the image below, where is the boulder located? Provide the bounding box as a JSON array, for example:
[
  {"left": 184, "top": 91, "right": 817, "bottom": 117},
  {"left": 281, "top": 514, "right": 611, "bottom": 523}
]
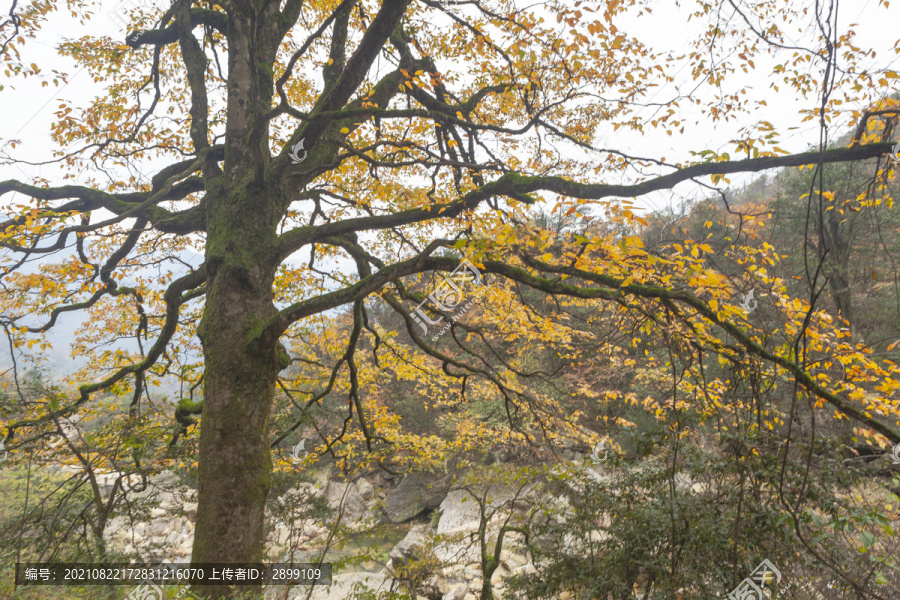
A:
[
  {"left": 325, "top": 480, "right": 370, "bottom": 524},
  {"left": 388, "top": 523, "right": 432, "bottom": 568},
  {"left": 510, "top": 562, "right": 537, "bottom": 577},
  {"left": 302, "top": 570, "right": 386, "bottom": 600},
  {"left": 436, "top": 489, "right": 481, "bottom": 535},
  {"left": 150, "top": 519, "right": 172, "bottom": 536},
  {"left": 442, "top": 586, "right": 468, "bottom": 600},
  {"left": 183, "top": 502, "right": 198, "bottom": 520},
  {"left": 502, "top": 551, "right": 528, "bottom": 570},
  {"left": 383, "top": 472, "right": 451, "bottom": 523},
  {"left": 356, "top": 478, "right": 375, "bottom": 501}
]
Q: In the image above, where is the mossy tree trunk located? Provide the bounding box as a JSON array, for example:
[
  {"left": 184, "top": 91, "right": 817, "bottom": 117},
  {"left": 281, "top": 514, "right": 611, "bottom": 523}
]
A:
[
  {"left": 192, "top": 180, "right": 284, "bottom": 599},
  {"left": 181, "top": 0, "right": 413, "bottom": 594},
  {"left": 189, "top": 5, "right": 287, "bottom": 598}
]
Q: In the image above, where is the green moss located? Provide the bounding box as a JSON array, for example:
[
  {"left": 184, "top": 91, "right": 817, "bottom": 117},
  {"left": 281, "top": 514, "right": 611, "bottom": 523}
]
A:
[
  {"left": 275, "top": 342, "right": 291, "bottom": 371},
  {"left": 177, "top": 398, "right": 204, "bottom": 414}
]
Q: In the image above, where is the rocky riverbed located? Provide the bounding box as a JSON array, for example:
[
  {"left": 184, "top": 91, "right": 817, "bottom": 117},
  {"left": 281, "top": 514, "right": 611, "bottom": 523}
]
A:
[{"left": 93, "top": 462, "right": 541, "bottom": 600}]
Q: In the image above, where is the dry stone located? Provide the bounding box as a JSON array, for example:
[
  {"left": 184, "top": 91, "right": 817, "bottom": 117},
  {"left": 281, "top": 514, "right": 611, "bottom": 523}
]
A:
[
  {"left": 383, "top": 472, "right": 451, "bottom": 523},
  {"left": 324, "top": 480, "right": 371, "bottom": 525},
  {"left": 442, "top": 586, "right": 468, "bottom": 600}
]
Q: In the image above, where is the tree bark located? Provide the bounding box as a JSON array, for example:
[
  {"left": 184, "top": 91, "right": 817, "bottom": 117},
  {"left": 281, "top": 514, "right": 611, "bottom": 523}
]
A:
[{"left": 192, "top": 181, "right": 284, "bottom": 599}]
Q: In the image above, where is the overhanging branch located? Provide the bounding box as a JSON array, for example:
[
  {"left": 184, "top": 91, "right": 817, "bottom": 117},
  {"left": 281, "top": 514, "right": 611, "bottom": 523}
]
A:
[{"left": 276, "top": 143, "right": 896, "bottom": 261}]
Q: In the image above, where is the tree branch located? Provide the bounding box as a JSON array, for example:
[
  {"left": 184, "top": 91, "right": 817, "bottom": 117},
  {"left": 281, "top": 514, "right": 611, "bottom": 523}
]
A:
[{"left": 277, "top": 143, "right": 895, "bottom": 260}]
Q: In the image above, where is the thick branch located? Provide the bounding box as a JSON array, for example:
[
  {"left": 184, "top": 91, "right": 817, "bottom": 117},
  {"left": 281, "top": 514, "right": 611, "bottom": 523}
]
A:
[
  {"left": 275, "top": 0, "right": 413, "bottom": 174},
  {"left": 0, "top": 179, "right": 206, "bottom": 235},
  {"left": 3, "top": 267, "right": 207, "bottom": 446},
  {"left": 263, "top": 245, "right": 900, "bottom": 444},
  {"left": 125, "top": 9, "right": 229, "bottom": 48},
  {"left": 277, "top": 143, "right": 895, "bottom": 260},
  {"left": 482, "top": 256, "right": 900, "bottom": 444}
]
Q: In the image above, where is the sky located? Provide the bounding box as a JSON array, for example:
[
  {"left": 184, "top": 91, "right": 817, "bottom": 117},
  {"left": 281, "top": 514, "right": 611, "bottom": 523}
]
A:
[{"left": 0, "top": 0, "right": 898, "bottom": 382}]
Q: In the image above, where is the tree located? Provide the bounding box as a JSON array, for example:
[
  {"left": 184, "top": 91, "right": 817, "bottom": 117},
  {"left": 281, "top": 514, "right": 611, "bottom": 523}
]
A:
[{"left": 1, "top": 0, "right": 899, "bottom": 598}]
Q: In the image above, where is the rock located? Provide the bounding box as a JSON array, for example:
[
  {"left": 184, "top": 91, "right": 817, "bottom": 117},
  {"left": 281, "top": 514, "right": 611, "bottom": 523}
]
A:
[
  {"left": 490, "top": 563, "right": 509, "bottom": 584},
  {"left": 383, "top": 472, "right": 451, "bottom": 523},
  {"left": 502, "top": 551, "right": 528, "bottom": 570},
  {"left": 381, "top": 558, "right": 394, "bottom": 575},
  {"left": 158, "top": 493, "right": 179, "bottom": 510},
  {"left": 389, "top": 523, "right": 431, "bottom": 568},
  {"left": 443, "top": 585, "right": 468, "bottom": 600},
  {"left": 436, "top": 490, "right": 481, "bottom": 536},
  {"left": 183, "top": 502, "right": 198, "bottom": 520},
  {"left": 510, "top": 562, "right": 537, "bottom": 577},
  {"left": 674, "top": 472, "right": 693, "bottom": 493},
  {"left": 150, "top": 519, "right": 171, "bottom": 535},
  {"left": 356, "top": 478, "right": 375, "bottom": 501},
  {"left": 308, "top": 569, "right": 386, "bottom": 600},
  {"left": 93, "top": 471, "right": 120, "bottom": 496},
  {"left": 325, "top": 480, "right": 371, "bottom": 524},
  {"left": 313, "top": 465, "right": 334, "bottom": 489},
  {"left": 275, "top": 525, "right": 291, "bottom": 547},
  {"left": 304, "top": 522, "right": 320, "bottom": 539},
  {"left": 149, "top": 470, "right": 181, "bottom": 488}
]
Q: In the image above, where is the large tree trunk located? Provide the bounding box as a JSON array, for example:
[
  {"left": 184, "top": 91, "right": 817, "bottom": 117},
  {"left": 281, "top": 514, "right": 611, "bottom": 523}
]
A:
[
  {"left": 183, "top": 3, "right": 407, "bottom": 596},
  {"left": 192, "top": 182, "right": 284, "bottom": 599}
]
